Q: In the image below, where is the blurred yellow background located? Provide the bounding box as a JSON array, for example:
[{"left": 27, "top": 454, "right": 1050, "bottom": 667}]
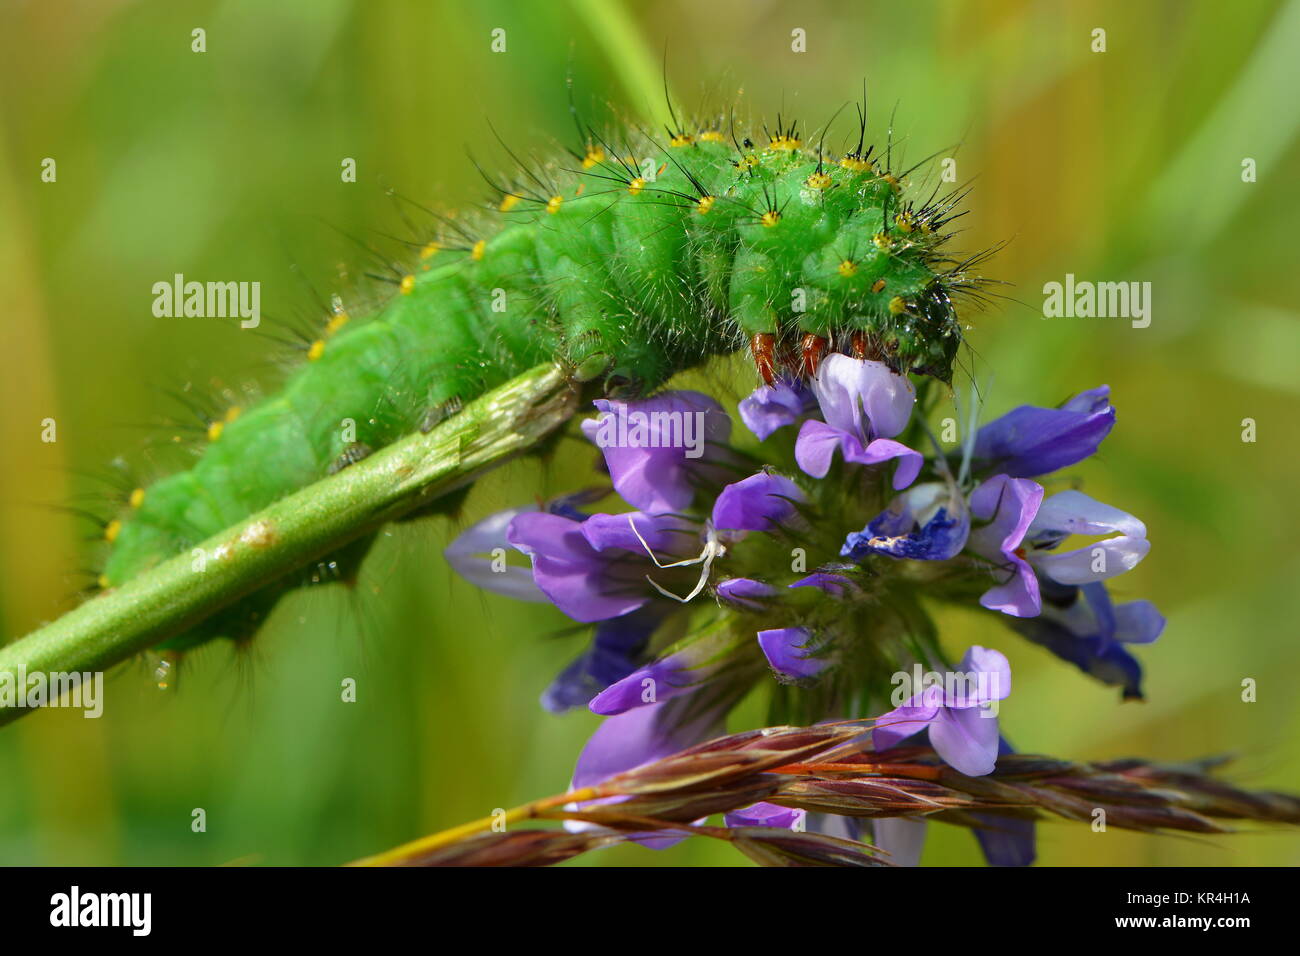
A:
[{"left": 1, "top": 0, "right": 1297, "bottom": 865}]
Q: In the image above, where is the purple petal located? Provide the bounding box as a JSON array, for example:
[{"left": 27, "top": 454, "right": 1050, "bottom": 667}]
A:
[
  {"left": 507, "top": 512, "right": 649, "bottom": 622},
  {"left": 572, "top": 695, "right": 726, "bottom": 790},
  {"left": 974, "top": 385, "right": 1116, "bottom": 477},
  {"left": 793, "top": 419, "right": 845, "bottom": 478},
  {"left": 951, "top": 645, "right": 1012, "bottom": 705},
  {"left": 580, "top": 511, "right": 699, "bottom": 555},
  {"left": 789, "top": 572, "right": 857, "bottom": 598},
  {"left": 711, "top": 471, "right": 805, "bottom": 531},
  {"left": 927, "top": 704, "right": 1000, "bottom": 776},
  {"left": 444, "top": 506, "right": 548, "bottom": 602},
  {"left": 872, "top": 703, "right": 939, "bottom": 751},
  {"left": 794, "top": 421, "right": 922, "bottom": 488},
  {"left": 738, "top": 380, "right": 814, "bottom": 440},
  {"left": 724, "top": 801, "right": 805, "bottom": 830},
  {"left": 541, "top": 610, "right": 661, "bottom": 714},
  {"left": 588, "top": 652, "right": 695, "bottom": 715},
  {"left": 967, "top": 475, "right": 1045, "bottom": 617},
  {"left": 579, "top": 391, "right": 732, "bottom": 513},
  {"left": 757, "top": 627, "right": 828, "bottom": 680},
  {"left": 716, "top": 577, "right": 778, "bottom": 610}
]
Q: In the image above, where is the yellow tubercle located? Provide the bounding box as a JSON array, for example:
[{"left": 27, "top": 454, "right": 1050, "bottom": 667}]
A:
[
  {"left": 806, "top": 171, "right": 833, "bottom": 189},
  {"left": 695, "top": 195, "right": 715, "bottom": 215},
  {"left": 699, "top": 130, "right": 726, "bottom": 143},
  {"left": 325, "top": 311, "right": 349, "bottom": 336},
  {"left": 872, "top": 232, "right": 893, "bottom": 250},
  {"left": 768, "top": 135, "right": 801, "bottom": 151},
  {"left": 97, "top": 573, "right": 111, "bottom": 590},
  {"left": 628, "top": 177, "right": 646, "bottom": 195},
  {"left": 896, "top": 213, "right": 915, "bottom": 233},
  {"left": 889, "top": 296, "right": 907, "bottom": 315},
  {"left": 840, "top": 155, "right": 872, "bottom": 173},
  {"left": 581, "top": 145, "right": 605, "bottom": 168},
  {"left": 307, "top": 339, "right": 326, "bottom": 361},
  {"left": 760, "top": 210, "right": 781, "bottom": 228},
  {"left": 669, "top": 133, "right": 694, "bottom": 147},
  {"left": 498, "top": 194, "right": 520, "bottom": 213},
  {"left": 104, "top": 519, "right": 122, "bottom": 543},
  {"left": 838, "top": 260, "right": 857, "bottom": 278},
  {"left": 129, "top": 487, "right": 145, "bottom": 509},
  {"left": 546, "top": 195, "right": 563, "bottom": 215},
  {"left": 206, "top": 421, "right": 224, "bottom": 442},
  {"left": 419, "top": 241, "right": 441, "bottom": 259},
  {"left": 400, "top": 274, "right": 415, "bottom": 295},
  {"left": 225, "top": 406, "right": 241, "bottom": 423},
  {"left": 471, "top": 239, "right": 486, "bottom": 261}
]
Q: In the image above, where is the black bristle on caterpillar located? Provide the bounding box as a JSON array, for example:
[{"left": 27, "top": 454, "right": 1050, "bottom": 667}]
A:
[{"left": 96, "top": 85, "right": 994, "bottom": 658}]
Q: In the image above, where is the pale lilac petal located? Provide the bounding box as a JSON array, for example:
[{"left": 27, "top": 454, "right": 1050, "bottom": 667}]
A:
[
  {"left": 952, "top": 645, "right": 1012, "bottom": 705},
  {"left": 1030, "top": 489, "right": 1147, "bottom": 539},
  {"left": 712, "top": 472, "right": 805, "bottom": 531},
  {"left": 444, "top": 506, "right": 548, "bottom": 602},
  {"left": 757, "top": 627, "right": 828, "bottom": 680},
  {"left": 873, "top": 817, "right": 928, "bottom": 867},
  {"left": 813, "top": 354, "right": 916, "bottom": 439},
  {"left": 1033, "top": 536, "right": 1150, "bottom": 585},
  {"left": 927, "top": 705, "right": 1000, "bottom": 776}
]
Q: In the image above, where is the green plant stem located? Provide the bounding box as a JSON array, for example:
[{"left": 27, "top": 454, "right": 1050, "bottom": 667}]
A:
[{"left": 0, "top": 363, "right": 577, "bottom": 727}]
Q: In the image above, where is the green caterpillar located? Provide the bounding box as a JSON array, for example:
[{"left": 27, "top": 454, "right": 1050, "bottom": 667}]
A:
[{"left": 99, "top": 95, "right": 976, "bottom": 654}]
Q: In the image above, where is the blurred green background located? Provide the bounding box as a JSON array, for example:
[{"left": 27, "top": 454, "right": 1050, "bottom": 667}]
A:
[{"left": 1, "top": 0, "right": 1297, "bottom": 866}]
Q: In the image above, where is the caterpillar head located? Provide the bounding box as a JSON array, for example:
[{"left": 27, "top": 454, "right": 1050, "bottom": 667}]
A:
[{"left": 719, "top": 147, "right": 977, "bottom": 387}]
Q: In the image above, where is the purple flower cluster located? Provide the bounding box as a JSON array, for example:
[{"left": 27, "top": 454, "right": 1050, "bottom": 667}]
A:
[{"left": 447, "top": 357, "right": 1164, "bottom": 865}]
